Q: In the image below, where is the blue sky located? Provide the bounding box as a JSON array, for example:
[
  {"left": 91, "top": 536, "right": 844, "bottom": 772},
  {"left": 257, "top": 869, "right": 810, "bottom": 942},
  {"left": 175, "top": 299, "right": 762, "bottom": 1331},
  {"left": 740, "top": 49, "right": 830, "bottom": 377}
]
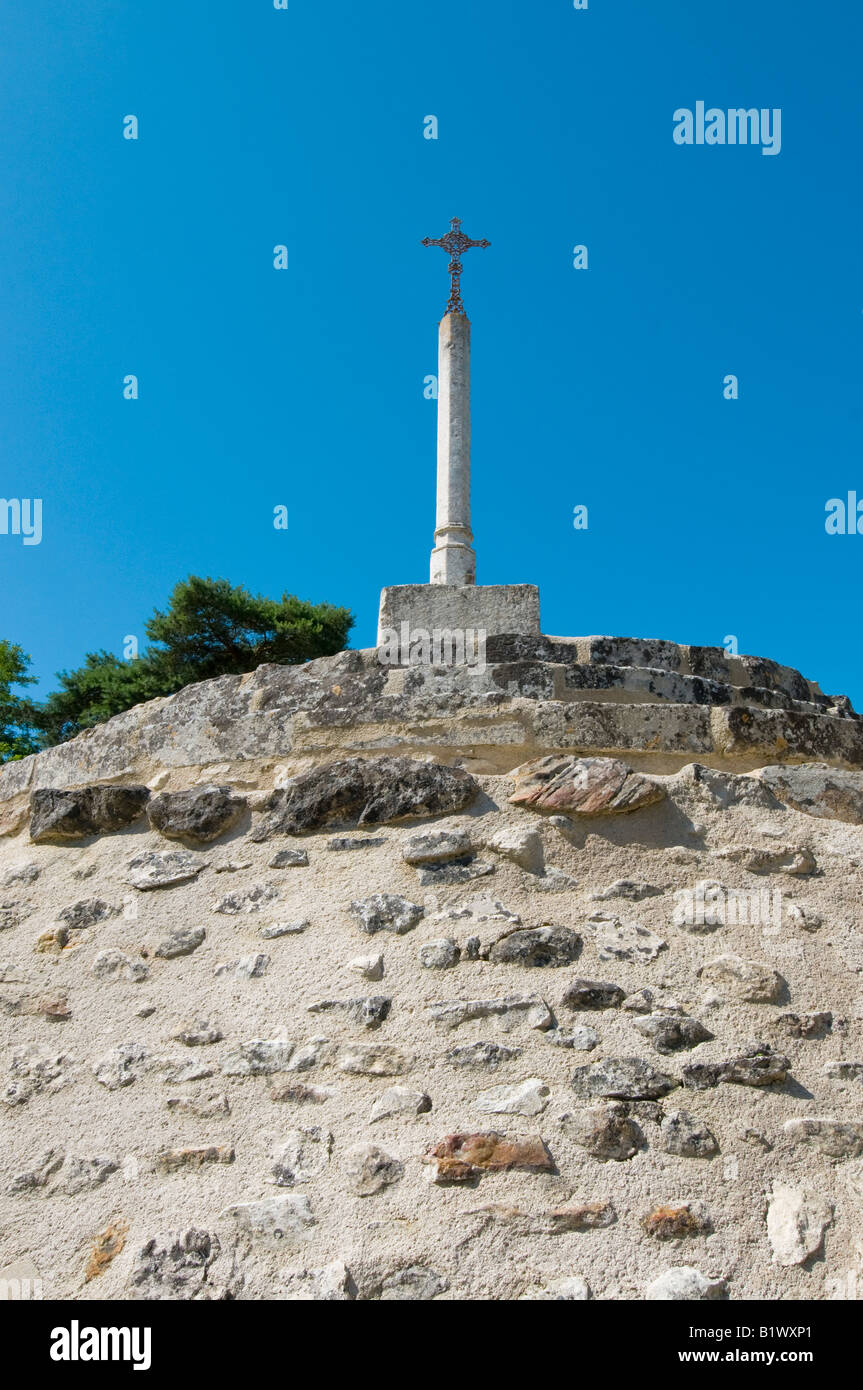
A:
[{"left": 2, "top": 0, "right": 862, "bottom": 705}]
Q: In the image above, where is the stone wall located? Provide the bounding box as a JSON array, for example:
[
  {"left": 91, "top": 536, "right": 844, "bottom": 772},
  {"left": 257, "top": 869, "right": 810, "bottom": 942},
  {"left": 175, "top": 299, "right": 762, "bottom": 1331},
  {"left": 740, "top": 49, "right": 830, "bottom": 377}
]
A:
[
  {"left": 2, "top": 743, "right": 863, "bottom": 1301},
  {"left": 1, "top": 639, "right": 859, "bottom": 835}
]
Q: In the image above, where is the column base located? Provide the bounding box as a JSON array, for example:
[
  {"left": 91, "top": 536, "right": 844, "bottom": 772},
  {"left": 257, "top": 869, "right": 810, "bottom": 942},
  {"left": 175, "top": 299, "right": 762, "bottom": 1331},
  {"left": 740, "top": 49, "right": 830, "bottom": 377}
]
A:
[
  {"left": 430, "top": 542, "right": 476, "bottom": 586},
  {"left": 377, "top": 583, "right": 541, "bottom": 646}
]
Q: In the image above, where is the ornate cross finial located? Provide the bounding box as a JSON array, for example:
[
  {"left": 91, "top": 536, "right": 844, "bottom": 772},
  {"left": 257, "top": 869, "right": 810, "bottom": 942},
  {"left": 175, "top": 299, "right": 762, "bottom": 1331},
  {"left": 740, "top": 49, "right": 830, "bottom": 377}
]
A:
[{"left": 422, "top": 216, "right": 490, "bottom": 316}]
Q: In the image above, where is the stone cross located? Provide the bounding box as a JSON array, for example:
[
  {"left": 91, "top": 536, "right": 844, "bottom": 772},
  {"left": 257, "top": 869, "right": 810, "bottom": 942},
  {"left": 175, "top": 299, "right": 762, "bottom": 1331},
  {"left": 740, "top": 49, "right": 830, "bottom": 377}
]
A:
[{"left": 422, "top": 218, "right": 490, "bottom": 586}]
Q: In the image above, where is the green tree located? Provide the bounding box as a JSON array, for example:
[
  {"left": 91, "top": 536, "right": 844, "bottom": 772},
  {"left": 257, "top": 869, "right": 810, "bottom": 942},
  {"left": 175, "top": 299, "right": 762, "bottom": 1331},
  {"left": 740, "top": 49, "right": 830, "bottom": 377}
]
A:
[
  {"left": 0, "top": 641, "right": 40, "bottom": 762},
  {"left": 32, "top": 576, "right": 353, "bottom": 747}
]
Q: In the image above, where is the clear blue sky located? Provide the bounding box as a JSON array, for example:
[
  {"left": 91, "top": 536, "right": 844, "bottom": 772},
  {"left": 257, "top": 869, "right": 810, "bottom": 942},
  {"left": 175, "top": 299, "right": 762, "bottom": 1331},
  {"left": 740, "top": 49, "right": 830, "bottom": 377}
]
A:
[{"left": 2, "top": 0, "right": 862, "bottom": 704}]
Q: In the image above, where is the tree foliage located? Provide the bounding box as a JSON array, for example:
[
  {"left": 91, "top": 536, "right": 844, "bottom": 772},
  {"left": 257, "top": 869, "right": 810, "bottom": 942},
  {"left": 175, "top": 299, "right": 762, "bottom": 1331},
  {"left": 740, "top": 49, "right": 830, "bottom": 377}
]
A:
[
  {"left": 0, "top": 641, "right": 40, "bottom": 761},
  {"left": 10, "top": 577, "right": 354, "bottom": 751}
]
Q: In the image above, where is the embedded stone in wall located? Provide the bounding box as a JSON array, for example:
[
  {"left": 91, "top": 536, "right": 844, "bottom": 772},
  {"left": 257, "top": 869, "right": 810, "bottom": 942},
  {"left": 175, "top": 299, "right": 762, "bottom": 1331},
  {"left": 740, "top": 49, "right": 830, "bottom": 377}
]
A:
[
  {"left": 260, "top": 920, "right": 308, "bottom": 940},
  {"left": 221, "top": 1195, "right": 316, "bottom": 1244},
  {"left": 717, "top": 843, "right": 816, "bottom": 876},
  {"left": 823, "top": 1061, "right": 863, "bottom": 1084},
  {"left": 91, "top": 949, "right": 149, "bottom": 983},
  {"left": 671, "top": 763, "right": 779, "bottom": 811},
  {"left": 659, "top": 1110, "right": 719, "bottom": 1158},
  {"left": 349, "top": 894, "right": 424, "bottom": 936},
  {"left": 631, "top": 1014, "right": 713, "bottom": 1054},
  {"left": 155, "top": 1146, "right": 234, "bottom": 1175},
  {"left": 166, "top": 1092, "right": 230, "bottom": 1118},
  {"left": 767, "top": 1185, "right": 833, "bottom": 1267},
  {"left": 560, "top": 1102, "right": 643, "bottom": 1161},
  {"left": 783, "top": 1118, "right": 863, "bottom": 1160},
  {"left": 784, "top": 904, "right": 822, "bottom": 932},
  {"left": 591, "top": 879, "right": 662, "bottom": 902},
  {"left": 93, "top": 1043, "right": 147, "bottom": 1090},
  {"left": 214, "top": 953, "right": 270, "bottom": 979},
  {"left": 424, "top": 1132, "right": 553, "bottom": 1182},
  {"left": 486, "top": 827, "right": 544, "bottom": 873},
  {"left": 0, "top": 904, "right": 22, "bottom": 932},
  {"left": 645, "top": 1267, "right": 727, "bottom": 1301},
  {"left": 590, "top": 918, "right": 667, "bottom": 965},
  {"left": 215, "top": 884, "right": 279, "bottom": 915},
  {"left": 127, "top": 850, "right": 208, "bottom": 891},
  {"left": 561, "top": 978, "right": 624, "bottom": 1011},
  {"left": 7, "top": 1148, "right": 65, "bottom": 1194},
  {"left": 58, "top": 898, "right": 119, "bottom": 931},
  {"left": 475, "top": 1078, "right": 550, "bottom": 1117},
  {"left": 221, "top": 1040, "right": 295, "bottom": 1076},
  {"left": 682, "top": 1047, "right": 789, "bottom": 1090},
  {"left": 30, "top": 785, "right": 150, "bottom": 843},
  {"left": 147, "top": 785, "right": 246, "bottom": 843},
  {"left": 271, "top": 1128, "right": 332, "bottom": 1186},
  {"left": 327, "top": 836, "right": 387, "bottom": 851},
  {"left": 757, "top": 763, "right": 863, "bottom": 825},
  {"left": 289, "top": 1038, "right": 335, "bottom": 1071},
  {"left": 269, "top": 849, "right": 309, "bottom": 868},
  {"left": 370, "top": 1086, "right": 432, "bottom": 1122},
  {"left": 344, "top": 1143, "right": 404, "bottom": 1195},
  {"left": 416, "top": 859, "right": 494, "bottom": 887},
  {"left": 488, "top": 925, "right": 582, "bottom": 968},
  {"left": 155, "top": 928, "right": 206, "bottom": 959},
  {"left": 509, "top": 756, "right": 666, "bottom": 816},
  {"left": 428, "top": 993, "right": 553, "bottom": 1032},
  {"left": 445, "top": 1041, "right": 521, "bottom": 1070},
  {"left": 545, "top": 1202, "right": 617, "bottom": 1231},
  {"left": 2, "top": 862, "right": 40, "bottom": 887},
  {"left": 3, "top": 1043, "right": 75, "bottom": 1105},
  {"left": 251, "top": 756, "right": 480, "bottom": 838},
  {"left": 84, "top": 1220, "right": 129, "bottom": 1283},
  {"left": 419, "top": 938, "right": 460, "bottom": 969},
  {"left": 269, "top": 1082, "right": 333, "bottom": 1105},
  {"left": 641, "top": 1202, "right": 712, "bottom": 1240},
  {"left": 308, "top": 996, "right": 391, "bottom": 1029},
  {"left": 130, "top": 1229, "right": 229, "bottom": 1300},
  {"left": 0, "top": 990, "right": 70, "bottom": 1020},
  {"left": 545, "top": 1026, "right": 600, "bottom": 1051},
  {"left": 571, "top": 1056, "right": 678, "bottom": 1101},
  {"left": 282, "top": 1261, "right": 355, "bottom": 1301},
  {"left": 402, "top": 829, "right": 472, "bottom": 864},
  {"left": 345, "top": 952, "right": 384, "bottom": 981},
  {"left": 775, "top": 1011, "right": 832, "bottom": 1039},
  {"left": 697, "top": 954, "right": 786, "bottom": 1004}
]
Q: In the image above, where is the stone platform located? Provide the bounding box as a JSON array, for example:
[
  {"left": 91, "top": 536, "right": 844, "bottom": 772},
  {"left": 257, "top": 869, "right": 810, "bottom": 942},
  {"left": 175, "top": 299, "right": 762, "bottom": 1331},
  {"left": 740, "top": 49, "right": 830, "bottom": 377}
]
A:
[{"left": 1, "top": 635, "right": 859, "bottom": 822}]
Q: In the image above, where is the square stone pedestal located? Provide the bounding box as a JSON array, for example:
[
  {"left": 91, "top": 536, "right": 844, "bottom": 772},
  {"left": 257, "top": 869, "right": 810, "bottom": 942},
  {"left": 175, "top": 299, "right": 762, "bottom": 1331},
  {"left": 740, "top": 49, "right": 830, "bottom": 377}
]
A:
[{"left": 377, "top": 584, "right": 541, "bottom": 646}]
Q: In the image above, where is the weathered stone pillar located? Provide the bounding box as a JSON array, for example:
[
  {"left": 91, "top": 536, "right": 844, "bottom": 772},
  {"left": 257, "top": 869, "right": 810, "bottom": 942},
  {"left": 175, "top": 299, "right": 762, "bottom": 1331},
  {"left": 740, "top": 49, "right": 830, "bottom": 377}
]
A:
[{"left": 430, "top": 312, "right": 475, "bottom": 585}]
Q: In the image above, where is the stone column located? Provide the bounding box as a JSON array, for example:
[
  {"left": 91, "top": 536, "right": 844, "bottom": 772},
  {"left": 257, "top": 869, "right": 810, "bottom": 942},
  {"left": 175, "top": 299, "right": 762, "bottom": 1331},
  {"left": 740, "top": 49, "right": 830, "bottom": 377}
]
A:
[{"left": 430, "top": 312, "right": 476, "bottom": 585}]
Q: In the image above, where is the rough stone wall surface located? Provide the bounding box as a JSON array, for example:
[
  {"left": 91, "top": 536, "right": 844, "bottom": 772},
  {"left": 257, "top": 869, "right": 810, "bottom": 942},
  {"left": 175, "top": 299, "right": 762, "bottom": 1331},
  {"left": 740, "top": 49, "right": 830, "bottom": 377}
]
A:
[{"left": 2, "top": 729, "right": 863, "bottom": 1300}]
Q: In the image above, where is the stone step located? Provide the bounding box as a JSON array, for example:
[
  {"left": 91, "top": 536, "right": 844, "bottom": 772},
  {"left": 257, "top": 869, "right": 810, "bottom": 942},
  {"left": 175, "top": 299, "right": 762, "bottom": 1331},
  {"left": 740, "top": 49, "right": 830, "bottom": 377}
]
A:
[
  {"left": 384, "top": 658, "right": 854, "bottom": 719},
  {"left": 3, "top": 642, "right": 862, "bottom": 807},
  {"left": 484, "top": 634, "right": 838, "bottom": 706}
]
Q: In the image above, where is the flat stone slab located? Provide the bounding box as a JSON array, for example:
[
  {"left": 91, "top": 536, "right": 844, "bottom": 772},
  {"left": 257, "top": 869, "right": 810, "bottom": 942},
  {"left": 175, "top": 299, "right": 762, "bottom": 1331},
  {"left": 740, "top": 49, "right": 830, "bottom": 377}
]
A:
[{"left": 377, "top": 584, "right": 540, "bottom": 648}]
